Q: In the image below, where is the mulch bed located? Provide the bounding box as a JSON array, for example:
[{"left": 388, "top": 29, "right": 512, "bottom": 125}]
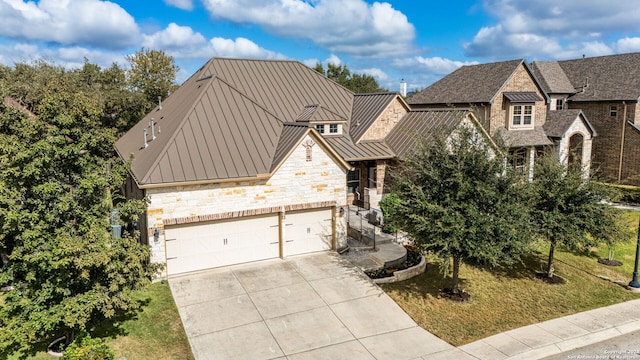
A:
[
  {"left": 598, "top": 258, "right": 623, "bottom": 266},
  {"left": 441, "top": 288, "right": 471, "bottom": 302},
  {"left": 535, "top": 272, "right": 567, "bottom": 285}
]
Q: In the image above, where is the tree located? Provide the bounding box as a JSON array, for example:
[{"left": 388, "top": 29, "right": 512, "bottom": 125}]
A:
[
  {"left": 126, "top": 48, "right": 178, "bottom": 110},
  {"left": 0, "top": 61, "right": 158, "bottom": 358},
  {"left": 314, "top": 62, "right": 387, "bottom": 93},
  {"left": 388, "top": 127, "right": 531, "bottom": 294},
  {"left": 530, "top": 155, "right": 623, "bottom": 278}
]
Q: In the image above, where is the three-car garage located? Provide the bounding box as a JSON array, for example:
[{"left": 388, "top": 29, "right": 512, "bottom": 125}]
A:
[{"left": 164, "top": 208, "right": 334, "bottom": 276}]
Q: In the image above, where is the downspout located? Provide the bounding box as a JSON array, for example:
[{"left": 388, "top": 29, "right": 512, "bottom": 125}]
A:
[{"left": 618, "top": 101, "right": 628, "bottom": 182}]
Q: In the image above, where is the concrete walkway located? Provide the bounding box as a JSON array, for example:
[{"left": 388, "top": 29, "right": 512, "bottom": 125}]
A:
[
  {"left": 169, "top": 252, "right": 454, "bottom": 360},
  {"left": 169, "top": 250, "right": 640, "bottom": 359}
]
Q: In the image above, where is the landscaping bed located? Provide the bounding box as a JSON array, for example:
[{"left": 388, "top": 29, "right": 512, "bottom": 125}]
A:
[{"left": 365, "top": 246, "right": 424, "bottom": 282}]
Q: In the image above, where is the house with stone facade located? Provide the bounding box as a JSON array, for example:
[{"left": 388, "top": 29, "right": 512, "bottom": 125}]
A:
[
  {"left": 531, "top": 52, "right": 640, "bottom": 185},
  {"left": 408, "top": 59, "right": 597, "bottom": 180},
  {"left": 116, "top": 57, "right": 485, "bottom": 277}
]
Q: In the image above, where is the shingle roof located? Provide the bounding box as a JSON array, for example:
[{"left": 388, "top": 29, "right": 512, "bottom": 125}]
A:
[
  {"left": 407, "top": 59, "right": 525, "bottom": 105},
  {"left": 350, "top": 93, "right": 401, "bottom": 142},
  {"left": 557, "top": 52, "right": 640, "bottom": 102},
  {"left": 497, "top": 127, "right": 553, "bottom": 147},
  {"left": 385, "top": 110, "right": 467, "bottom": 158},
  {"left": 115, "top": 58, "right": 353, "bottom": 186},
  {"left": 530, "top": 61, "right": 576, "bottom": 94},
  {"left": 543, "top": 109, "right": 597, "bottom": 138}
]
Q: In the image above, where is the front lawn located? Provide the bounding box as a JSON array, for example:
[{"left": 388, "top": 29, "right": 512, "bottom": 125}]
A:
[
  {"left": 380, "top": 210, "right": 640, "bottom": 346},
  {"left": 8, "top": 282, "right": 193, "bottom": 360}
]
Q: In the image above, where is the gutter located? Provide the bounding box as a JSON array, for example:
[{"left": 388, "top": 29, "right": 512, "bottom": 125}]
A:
[{"left": 618, "top": 101, "right": 627, "bottom": 182}]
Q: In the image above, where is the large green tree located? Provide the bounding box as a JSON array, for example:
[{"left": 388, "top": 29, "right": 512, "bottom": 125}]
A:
[
  {"left": 388, "top": 127, "right": 531, "bottom": 294},
  {"left": 314, "top": 62, "right": 387, "bottom": 93},
  {"left": 530, "top": 155, "right": 622, "bottom": 278},
  {"left": 0, "top": 61, "right": 157, "bottom": 358},
  {"left": 126, "top": 48, "right": 179, "bottom": 110}
]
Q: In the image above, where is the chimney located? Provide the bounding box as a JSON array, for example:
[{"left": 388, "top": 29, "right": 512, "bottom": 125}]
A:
[{"left": 400, "top": 79, "right": 407, "bottom": 97}]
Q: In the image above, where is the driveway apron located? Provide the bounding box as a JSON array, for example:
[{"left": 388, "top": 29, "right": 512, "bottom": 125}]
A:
[{"left": 169, "top": 252, "right": 453, "bottom": 360}]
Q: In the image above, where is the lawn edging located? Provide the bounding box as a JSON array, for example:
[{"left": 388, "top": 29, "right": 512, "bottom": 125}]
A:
[{"left": 373, "top": 255, "right": 426, "bottom": 284}]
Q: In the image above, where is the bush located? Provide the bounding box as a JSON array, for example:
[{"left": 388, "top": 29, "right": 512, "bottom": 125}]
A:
[
  {"left": 61, "top": 336, "right": 115, "bottom": 360},
  {"left": 379, "top": 193, "right": 402, "bottom": 234}
]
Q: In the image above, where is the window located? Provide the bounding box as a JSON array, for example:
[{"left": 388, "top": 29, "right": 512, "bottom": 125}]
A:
[
  {"left": 511, "top": 104, "right": 534, "bottom": 128},
  {"left": 329, "top": 124, "right": 338, "bottom": 133},
  {"left": 315, "top": 124, "right": 325, "bottom": 133},
  {"left": 556, "top": 99, "right": 564, "bottom": 110},
  {"left": 347, "top": 169, "right": 360, "bottom": 194},
  {"left": 610, "top": 105, "right": 617, "bottom": 117},
  {"left": 509, "top": 148, "right": 528, "bottom": 174}
]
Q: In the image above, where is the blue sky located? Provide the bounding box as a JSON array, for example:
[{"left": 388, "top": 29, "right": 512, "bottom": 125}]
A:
[{"left": 1, "top": 0, "right": 640, "bottom": 92}]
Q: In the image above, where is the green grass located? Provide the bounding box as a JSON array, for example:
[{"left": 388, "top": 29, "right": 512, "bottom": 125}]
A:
[
  {"left": 380, "top": 210, "right": 640, "bottom": 346},
  {"left": 8, "top": 282, "right": 193, "bottom": 360}
]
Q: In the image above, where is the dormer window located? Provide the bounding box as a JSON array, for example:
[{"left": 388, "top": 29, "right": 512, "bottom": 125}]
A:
[
  {"left": 315, "top": 124, "right": 325, "bottom": 133},
  {"left": 329, "top": 124, "right": 338, "bottom": 133},
  {"left": 510, "top": 104, "right": 534, "bottom": 129}
]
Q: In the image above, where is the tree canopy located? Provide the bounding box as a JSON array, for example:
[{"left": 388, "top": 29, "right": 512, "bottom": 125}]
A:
[
  {"left": 529, "top": 155, "right": 623, "bottom": 278},
  {"left": 388, "top": 126, "right": 531, "bottom": 294},
  {"left": 314, "top": 62, "right": 387, "bottom": 93},
  {"left": 0, "top": 58, "right": 161, "bottom": 357},
  {"left": 126, "top": 47, "right": 179, "bottom": 110}
]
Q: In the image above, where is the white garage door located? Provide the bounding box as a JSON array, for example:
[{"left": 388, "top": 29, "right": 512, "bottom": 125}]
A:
[
  {"left": 165, "top": 214, "right": 279, "bottom": 276},
  {"left": 284, "top": 208, "right": 333, "bottom": 256}
]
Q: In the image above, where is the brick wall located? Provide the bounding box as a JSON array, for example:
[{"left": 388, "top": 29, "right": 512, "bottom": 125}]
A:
[
  {"left": 488, "top": 64, "right": 547, "bottom": 135},
  {"left": 144, "top": 134, "right": 348, "bottom": 263},
  {"left": 359, "top": 97, "right": 408, "bottom": 141}
]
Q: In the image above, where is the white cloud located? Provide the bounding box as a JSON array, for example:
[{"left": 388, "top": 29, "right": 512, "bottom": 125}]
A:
[
  {"left": 324, "top": 54, "right": 342, "bottom": 66},
  {"left": 164, "top": 0, "right": 193, "bottom": 10},
  {"left": 141, "top": 23, "right": 286, "bottom": 60},
  {"left": 394, "top": 56, "right": 478, "bottom": 75},
  {"left": 464, "top": 0, "right": 640, "bottom": 60},
  {"left": 617, "top": 37, "right": 640, "bottom": 53},
  {"left": 358, "top": 67, "right": 387, "bottom": 81},
  {"left": 0, "top": 42, "right": 125, "bottom": 70},
  {"left": 0, "top": 0, "right": 140, "bottom": 49},
  {"left": 200, "top": 0, "right": 415, "bottom": 58}
]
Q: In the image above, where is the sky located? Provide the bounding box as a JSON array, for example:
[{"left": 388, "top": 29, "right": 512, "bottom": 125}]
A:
[{"left": 1, "top": 0, "right": 640, "bottom": 93}]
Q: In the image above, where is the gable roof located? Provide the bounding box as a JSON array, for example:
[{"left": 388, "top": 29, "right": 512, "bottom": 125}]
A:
[
  {"left": 385, "top": 109, "right": 469, "bottom": 158},
  {"left": 530, "top": 61, "right": 576, "bottom": 94},
  {"left": 555, "top": 52, "right": 640, "bottom": 102},
  {"left": 115, "top": 58, "right": 356, "bottom": 187},
  {"left": 497, "top": 127, "right": 554, "bottom": 147},
  {"left": 350, "top": 92, "right": 405, "bottom": 142},
  {"left": 407, "top": 59, "right": 525, "bottom": 105},
  {"left": 543, "top": 109, "right": 597, "bottom": 138}
]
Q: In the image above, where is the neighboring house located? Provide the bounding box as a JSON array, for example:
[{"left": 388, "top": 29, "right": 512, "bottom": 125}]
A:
[
  {"left": 531, "top": 53, "right": 640, "bottom": 184},
  {"left": 408, "top": 59, "right": 597, "bottom": 180},
  {"left": 115, "top": 57, "right": 486, "bottom": 276}
]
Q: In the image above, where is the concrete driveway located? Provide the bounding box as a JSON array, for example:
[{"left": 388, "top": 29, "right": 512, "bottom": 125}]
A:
[{"left": 169, "top": 252, "right": 454, "bottom": 360}]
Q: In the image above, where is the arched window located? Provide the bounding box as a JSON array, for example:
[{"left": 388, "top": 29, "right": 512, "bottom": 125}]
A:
[{"left": 568, "top": 133, "right": 584, "bottom": 170}]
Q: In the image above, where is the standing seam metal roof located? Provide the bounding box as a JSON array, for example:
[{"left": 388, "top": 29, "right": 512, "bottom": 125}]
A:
[{"left": 350, "top": 93, "right": 401, "bottom": 142}]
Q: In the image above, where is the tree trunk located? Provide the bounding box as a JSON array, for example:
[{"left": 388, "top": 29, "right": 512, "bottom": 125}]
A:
[
  {"left": 546, "top": 240, "right": 556, "bottom": 278},
  {"left": 451, "top": 255, "right": 461, "bottom": 293}
]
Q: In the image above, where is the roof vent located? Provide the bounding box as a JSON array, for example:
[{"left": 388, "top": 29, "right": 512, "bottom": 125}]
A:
[
  {"left": 143, "top": 129, "right": 148, "bottom": 148},
  {"left": 150, "top": 118, "right": 157, "bottom": 140},
  {"left": 158, "top": 96, "right": 162, "bottom": 110}
]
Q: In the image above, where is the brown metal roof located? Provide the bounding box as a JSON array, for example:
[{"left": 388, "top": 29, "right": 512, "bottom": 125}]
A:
[
  {"left": 385, "top": 110, "right": 467, "bottom": 158},
  {"left": 544, "top": 109, "right": 597, "bottom": 138},
  {"left": 207, "top": 58, "right": 353, "bottom": 122},
  {"left": 116, "top": 57, "right": 356, "bottom": 187},
  {"left": 407, "top": 59, "right": 525, "bottom": 105},
  {"left": 530, "top": 61, "right": 576, "bottom": 94},
  {"left": 503, "top": 92, "right": 544, "bottom": 102},
  {"left": 350, "top": 92, "right": 400, "bottom": 142},
  {"left": 556, "top": 52, "right": 640, "bottom": 102},
  {"left": 295, "top": 104, "right": 347, "bottom": 122},
  {"left": 324, "top": 136, "right": 395, "bottom": 161}
]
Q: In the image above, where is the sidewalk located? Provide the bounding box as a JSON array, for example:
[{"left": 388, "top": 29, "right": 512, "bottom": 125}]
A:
[{"left": 432, "top": 299, "right": 640, "bottom": 360}]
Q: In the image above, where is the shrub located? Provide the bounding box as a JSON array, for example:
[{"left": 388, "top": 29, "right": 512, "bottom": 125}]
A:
[{"left": 61, "top": 336, "right": 115, "bottom": 360}]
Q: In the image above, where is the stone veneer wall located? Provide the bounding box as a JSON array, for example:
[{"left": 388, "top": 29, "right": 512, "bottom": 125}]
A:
[
  {"left": 359, "top": 98, "right": 408, "bottom": 141},
  {"left": 488, "top": 64, "right": 548, "bottom": 136},
  {"left": 554, "top": 116, "right": 593, "bottom": 175},
  {"left": 570, "top": 101, "right": 640, "bottom": 184},
  {"left": 144, "top": 134, "right": 348, "bottom": 264}
]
